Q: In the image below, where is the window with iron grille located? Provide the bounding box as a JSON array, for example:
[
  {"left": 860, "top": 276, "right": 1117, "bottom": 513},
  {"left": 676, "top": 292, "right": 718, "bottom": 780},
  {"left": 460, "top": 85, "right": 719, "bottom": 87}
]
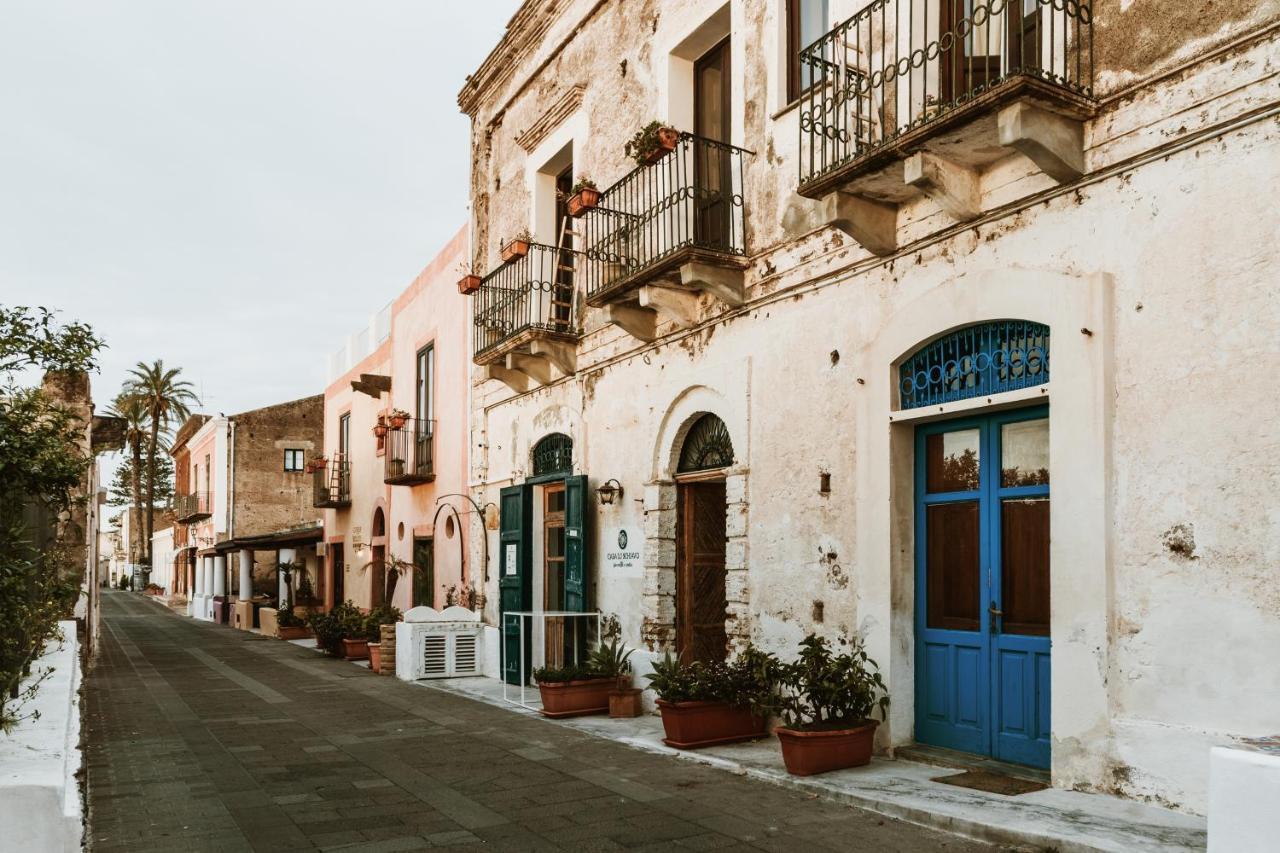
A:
[
  {"left": 899, "top": 321, "right": 1050, "bottom": 410},
  {"left": 532, "top": 433, "right": 573, "bottom": 477},
  {"left": 678, "top": 414, "right": 735, "bottom": 473}
]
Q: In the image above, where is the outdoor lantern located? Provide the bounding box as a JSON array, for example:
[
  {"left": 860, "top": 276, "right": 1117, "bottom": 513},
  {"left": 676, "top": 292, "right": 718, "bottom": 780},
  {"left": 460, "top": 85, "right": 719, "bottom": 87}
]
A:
[{"left": 595, "top": 479, "right": 623, "bottom": 505}]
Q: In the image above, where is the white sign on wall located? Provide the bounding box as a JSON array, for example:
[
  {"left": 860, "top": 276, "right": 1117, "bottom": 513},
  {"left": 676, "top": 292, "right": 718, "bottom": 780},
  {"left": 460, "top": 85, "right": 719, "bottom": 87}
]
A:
[{"left": 605, "top": 528, "right": 641, "bottom": 573}]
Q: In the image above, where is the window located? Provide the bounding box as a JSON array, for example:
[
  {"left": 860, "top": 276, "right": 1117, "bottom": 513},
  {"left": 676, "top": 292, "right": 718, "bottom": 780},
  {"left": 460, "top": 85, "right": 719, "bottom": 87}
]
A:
[
  {"left": 787, "top": 0, "right": 829, "bottom": 102},
  {"left": 532, "top": 433, "right": 573, "bottom": 477},
  {"left": 338, "top": 412, "right": 350, "bottom": 457},
  {"left": 283, "top": 449, "right": 304, "bottom": 472},
  {"left": 415, "top": 345, "right": 434, "bottom": 425}
]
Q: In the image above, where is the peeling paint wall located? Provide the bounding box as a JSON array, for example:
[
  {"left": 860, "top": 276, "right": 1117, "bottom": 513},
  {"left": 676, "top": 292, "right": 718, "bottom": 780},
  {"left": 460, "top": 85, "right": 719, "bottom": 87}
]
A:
[{"left": 461, "top": 0, "right": 1280, "bottom": 814}]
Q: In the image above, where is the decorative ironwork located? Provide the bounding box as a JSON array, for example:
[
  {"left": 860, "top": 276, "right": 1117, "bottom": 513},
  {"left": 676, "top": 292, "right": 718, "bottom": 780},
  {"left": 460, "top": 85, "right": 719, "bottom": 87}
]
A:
[
  {"left": 385, "top": 418, "right": 435, "bottom": 485},
  {"left": 677, "top": 415, "right": 734, "bottom": 473},
  {"left": 899, "top": 320, "right": 1049, "bottom": 409},
  {"left": 472, "top": 242, "right": 579, "bottom": 361},
  {"left": 313, "top": 456, "right": 351, "bottom": 508},
  {"left": 580, "top": 133, "right": 749, "bottom": 302},
  {"left": 175, "top": 491, "right": 211, "bottom": 523},
  {"left": 797, "top": 0, "right": 1095, "bottom": 188},
  {"left": 532, "top": 433, "right": 573, "bottom": 477}
]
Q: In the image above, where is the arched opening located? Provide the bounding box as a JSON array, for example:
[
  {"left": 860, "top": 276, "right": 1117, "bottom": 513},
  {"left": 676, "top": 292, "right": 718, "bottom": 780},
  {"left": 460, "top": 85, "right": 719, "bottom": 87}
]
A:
[
  {"left": 531, "top": 432, "right": 573, "bottom": 478},
  {"left": 674, "top": 414, "right": 734, "bottom": 663},
  {"left": 371, "top": 507, "right": 387, "bottom": 606}
]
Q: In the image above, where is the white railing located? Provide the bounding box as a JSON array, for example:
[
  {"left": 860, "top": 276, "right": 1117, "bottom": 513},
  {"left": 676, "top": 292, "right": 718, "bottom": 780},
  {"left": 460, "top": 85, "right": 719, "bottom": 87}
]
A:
[{"left": 500, "top": 611, "right": 602, "bottom": 710}]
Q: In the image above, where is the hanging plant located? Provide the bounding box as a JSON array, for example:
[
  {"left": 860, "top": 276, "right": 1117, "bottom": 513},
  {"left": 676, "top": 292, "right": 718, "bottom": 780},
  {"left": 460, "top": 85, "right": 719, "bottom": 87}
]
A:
[
  {"left": 500, "top": 229, "right": 534, "bottom": 263},
  {"left": 624, "top": 121, "right": 679, "bottom": 166},
  {"left": 566, "top": 177, "right": 600, "bottom": 218},
  {"left": 456, "top": 261, "right": 482, "bottom": 295}
]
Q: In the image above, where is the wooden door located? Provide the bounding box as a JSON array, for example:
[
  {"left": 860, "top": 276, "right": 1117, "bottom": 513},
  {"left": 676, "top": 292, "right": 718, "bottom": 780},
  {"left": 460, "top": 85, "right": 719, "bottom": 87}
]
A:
[
  {"left": 543, "top": 483, "right": 567, "bottom": 667},
  {"left": 499, "top": 485, "right": 532, "bottom": 686},
  {"left": 939, "top": 0, "right": 1000, "bottom": 103},
  {"left": 676, "top": 480, "right": 728, "bottom": 663},
  {"left": 331, "top": 543, "right": 344, "bottom": 607},
  {"left": 694, "top": 37, "right": 732, "bottom": 250}
]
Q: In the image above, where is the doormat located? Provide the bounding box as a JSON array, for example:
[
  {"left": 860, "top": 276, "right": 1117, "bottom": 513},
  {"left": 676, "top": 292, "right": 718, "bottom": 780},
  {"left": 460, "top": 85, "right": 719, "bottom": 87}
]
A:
[{"left": 931, "top": 770, "right": 1049, "bottom": 796}]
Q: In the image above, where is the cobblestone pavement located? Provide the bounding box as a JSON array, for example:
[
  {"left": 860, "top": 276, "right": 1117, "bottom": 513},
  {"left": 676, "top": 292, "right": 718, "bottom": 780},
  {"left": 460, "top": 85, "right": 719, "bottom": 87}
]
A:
[{"left": 85, "top": 590, "right": 1007, "bottom": 852}]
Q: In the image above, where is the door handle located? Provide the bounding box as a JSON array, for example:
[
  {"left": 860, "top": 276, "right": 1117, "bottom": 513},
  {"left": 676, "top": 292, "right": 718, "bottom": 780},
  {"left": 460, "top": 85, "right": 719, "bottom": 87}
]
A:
[{"left": 989, "top": 603, "right": 1003, "bottom": 633}]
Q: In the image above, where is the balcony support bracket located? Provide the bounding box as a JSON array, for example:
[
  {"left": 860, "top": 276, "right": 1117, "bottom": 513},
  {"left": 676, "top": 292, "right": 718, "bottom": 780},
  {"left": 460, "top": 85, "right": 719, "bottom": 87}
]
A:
[
  {"left": 606, "top": 303, "right": 659, "bottom": 343},
  {"left": 639, "top": 285, "right": 699, "bottom": 330},
  {"left": 997, "top": 101, "right": 1085, "bottom": 184},
  {"left": 484, "top": 364, "right": 530, "bottom": 394},
  {"left": 680, "top": 262, "right": 745, "bottom": 307},
  {"left": 506, "top": 352, "right": 556, "bottom": 386},
  {"left": 529, "top": 338, "right": 577, "bottom": 376},
  {"left": 818, "top": 191, "right": 898, "bottom": 257},
  {"left": 905, "top": 152, "right": 981, "bottom": 222}
]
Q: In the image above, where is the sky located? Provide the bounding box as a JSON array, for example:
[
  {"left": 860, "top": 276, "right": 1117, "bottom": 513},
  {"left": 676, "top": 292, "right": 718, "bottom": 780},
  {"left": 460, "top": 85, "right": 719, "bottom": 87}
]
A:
[{"left": 0, "top": 1, "right": 520, "bottom": 420}]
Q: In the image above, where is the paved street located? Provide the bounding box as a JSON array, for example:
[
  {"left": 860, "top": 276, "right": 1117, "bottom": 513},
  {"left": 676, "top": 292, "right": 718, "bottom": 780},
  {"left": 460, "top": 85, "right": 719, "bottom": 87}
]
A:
[{"left": 85, "top": 591, "right": 1003, "bottom": 853}]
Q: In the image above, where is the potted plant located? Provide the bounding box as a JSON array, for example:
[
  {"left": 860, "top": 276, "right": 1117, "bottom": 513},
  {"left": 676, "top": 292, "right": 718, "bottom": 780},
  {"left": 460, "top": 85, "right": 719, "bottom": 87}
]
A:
[
  {"left": 306, "top": 455, "right": 327, "bottom": 474},
  {"left": 500, "top": 229, "right": 533, "bottom": 263},
  {"left": 308, "top": 604, "right": 353, "bottom": 657},
  {"left": 589, "top": 637, "right": 641, "bottom": 718},
  {"left": 533, "top": 661, "right": 615, "bottom": 719},
  {"left": 326, "top": 601, "right": 370, "bottom": 660},
  {"left": 625, "top": 121, "right": 680, "bottom": 166},
  {"left": 566, "top": 177, "right": 600, "bottom": 217},
  {"left": 772, "top": 634, "right": 890, "bottom": 776},
  {"left": 457, "top": 261, "right": 482, "bottom": 295},
  {"left": 372, "top": 417, "right": 388, "bottom": 439},
  {"left": 274, "top": 604, "right": 311, "bottom": 641},
  {"left": 363, "top": 604, "right": 402, "bottom": 674},
  {"left": 647, "top": 647, "right": 777, "bottom": 749},
  {"left": 387, "top": 408, "right": 410, "bottom": 429}
]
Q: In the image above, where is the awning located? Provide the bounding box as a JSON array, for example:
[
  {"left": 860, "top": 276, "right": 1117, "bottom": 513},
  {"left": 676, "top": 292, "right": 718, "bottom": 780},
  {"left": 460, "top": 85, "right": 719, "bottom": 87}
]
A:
[{"left": 208, "top": 525, "right": 324, "bottom": 555}]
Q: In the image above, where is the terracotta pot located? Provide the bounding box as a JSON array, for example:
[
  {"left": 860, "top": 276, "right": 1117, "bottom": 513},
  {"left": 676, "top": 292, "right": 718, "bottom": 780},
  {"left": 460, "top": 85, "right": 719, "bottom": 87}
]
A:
[
  {"left": 776, "top": 721, "right": 878, "bottom": 776},
  {"left": 372, "top": 424, "right": 388, "bottom": 438},
  {"left": 642, "top": 127, "right": 679, "bottom": 165},
  {"left": 501, "top": 239, "right": 530, "bottom": 262},
  {"left": 567, "top": 188, "right": 600, "bottom": 218},
  {"left": 276, "top": 625, "right": 310, "bottom": 641},
  {"left": 457, "top": 274, "right": 482, "bottom": 295},
  {"left": 609, "top": 688, "right": 643, "bottom": 718},
  {"left": 367, "top": 642, "right": 382, "bottom": 673},
  {"left": 537, "top": 677, "right": 613, "bottom": 718},
  {"left": 656, "top": 699, "right": 766, "bottom": 749},
  {"left": 341, "top": 638, "right": 369, "bottom": 660},
  {"left": 389, "top": 415, "right": 407, "bottom": 429}
]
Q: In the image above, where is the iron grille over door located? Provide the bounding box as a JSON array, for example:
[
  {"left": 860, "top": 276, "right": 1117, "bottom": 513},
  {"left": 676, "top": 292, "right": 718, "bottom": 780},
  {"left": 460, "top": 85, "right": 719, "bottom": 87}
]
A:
[{"left": 899, "top": 321, "right": 1049, "bottom": 410}]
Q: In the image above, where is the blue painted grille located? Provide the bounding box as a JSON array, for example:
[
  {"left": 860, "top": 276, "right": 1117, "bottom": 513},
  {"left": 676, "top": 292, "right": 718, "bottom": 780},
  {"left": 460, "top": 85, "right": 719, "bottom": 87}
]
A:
[{"left": 899, "top": 321, "right": 1050, "bottom": 409}]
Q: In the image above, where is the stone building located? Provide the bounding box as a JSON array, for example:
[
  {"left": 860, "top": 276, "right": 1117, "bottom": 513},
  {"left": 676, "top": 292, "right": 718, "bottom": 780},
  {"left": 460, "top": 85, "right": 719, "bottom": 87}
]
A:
[
  {"left": 458, "top": 0, "right": 1280, "bottom": 813},
  {"left": 170, "top": 395, "right": 323, "bottom": 620},
  {"left": 318, "top": 229, "right": 473, "bottom": 614}
]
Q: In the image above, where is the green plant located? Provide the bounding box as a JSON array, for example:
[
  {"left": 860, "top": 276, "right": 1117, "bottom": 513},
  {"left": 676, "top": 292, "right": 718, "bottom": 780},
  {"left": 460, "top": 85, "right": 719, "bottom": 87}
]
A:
[
  {"left": 773, "top": 634, "right": 889, "bottom": 730},
  {"left": 624, "top": 120, "right": 676, "bottom": 165},
  {"left": 276, "top": 606, "right": 306, "bottom": 629},
  {"left": 646, "top": 647, "right": 780, "bottom": 713},
  {"left": 362, "top": 604, "right": 402, "bottom": 642},
  {"left": 309, "top": 601, "right": 363, "bottom": 654},
  {"left": 533, "top": 662, "right": 598, "bottom": 684},
  {"left": 443, "top": 581, "right": 483, "bottom": 610},
  {"left": 570, "top": 177, "right": 597, "bottom": 194},
  {"left": 588, "top": 636, "right": 633, "bottom": 680}
]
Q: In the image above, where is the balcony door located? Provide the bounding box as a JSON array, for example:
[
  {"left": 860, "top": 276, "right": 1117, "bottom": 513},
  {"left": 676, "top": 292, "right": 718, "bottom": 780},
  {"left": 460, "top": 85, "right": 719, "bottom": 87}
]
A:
[
  {"left": 939, "top": 0, "right": 1042, "bottom": 102},
  {"left": 694, "top": 37, "right": 732, "bottom": 251}
]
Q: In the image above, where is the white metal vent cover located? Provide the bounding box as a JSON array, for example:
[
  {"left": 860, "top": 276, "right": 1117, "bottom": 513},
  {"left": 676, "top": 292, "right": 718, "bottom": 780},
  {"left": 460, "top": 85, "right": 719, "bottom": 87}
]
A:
[{"left": 402, "top": 605, "right": 484, "bottom": 680}]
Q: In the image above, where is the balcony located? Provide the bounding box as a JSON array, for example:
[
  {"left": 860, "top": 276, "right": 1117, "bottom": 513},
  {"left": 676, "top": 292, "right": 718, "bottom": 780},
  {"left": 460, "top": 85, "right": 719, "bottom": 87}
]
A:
[
  {"left": 384, "top": 418, "right": 434, "bottom": 486},
  {"left": 175, "top": 492, "right": 211, "bottom": 523},
  {"left": 312, "top": 456, "right": 351, "bottom": 509},
  {"left": 581, "top": 133, "right": 751, "bottom": 341},
  {"left": 472, "top": 243, "right": 581, "bottom": 391},
  {"left": 796, "top": 0, "right": 1095, "bottom": 254}
]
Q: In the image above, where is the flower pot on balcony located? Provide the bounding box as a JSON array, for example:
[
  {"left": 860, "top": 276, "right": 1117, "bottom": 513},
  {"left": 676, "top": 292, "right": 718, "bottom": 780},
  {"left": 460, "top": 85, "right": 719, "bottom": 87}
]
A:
[
  {"left": 457, "top": 274, "right": 482, "bottom": 295},
  {"left": 388, "top": 413, "right": 408, "bottom": 429},
  {"left": 501, "top": 238, "right": 530, "bottom": 263},
  {"left": 367, "top": 641, "right": 382, "bottom": 673},
  {"left": 537, "top": 677, "right": 614, "bottom": 718},
  {"left": 656, "top": 699, "right": 766, "bottom": 749},
  {"left": 372, "top": 423, "right": 388, "bottom": 438},
  {"left": 775, "top": 720, "right": 878, "bottom": 776},
  {"left": 609, "top": 688, "right": 643, "bottom": 718},
  {"left": 341, "top": 638, "right": 369, "bottom": 660},
  {"left": 567, "top": 187, "right": 600, "bottom": 218},
  {"left": 641, "top": 127, "right": 679, "bottom": 165}
]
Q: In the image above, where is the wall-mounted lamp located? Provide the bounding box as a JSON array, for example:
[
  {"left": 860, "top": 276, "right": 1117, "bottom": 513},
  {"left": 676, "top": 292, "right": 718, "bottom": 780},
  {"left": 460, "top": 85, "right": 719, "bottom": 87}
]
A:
[{"left": 595, "top": 479, "right": 624, "bottom": 506}]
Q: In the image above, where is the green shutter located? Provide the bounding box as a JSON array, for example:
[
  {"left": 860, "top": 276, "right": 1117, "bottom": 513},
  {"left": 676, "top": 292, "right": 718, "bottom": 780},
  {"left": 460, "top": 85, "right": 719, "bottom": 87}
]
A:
[
  {"left": 499, "top": 484, "right": 532, "bottom": 685},
  {"left": 563, "top": 475, "right": 589, "bottom": 613}
]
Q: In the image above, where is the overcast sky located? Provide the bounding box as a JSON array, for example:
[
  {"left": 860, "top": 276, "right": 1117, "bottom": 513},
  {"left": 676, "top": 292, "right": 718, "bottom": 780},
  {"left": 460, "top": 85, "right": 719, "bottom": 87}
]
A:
[{"left": 1, "top": 1, "right": 519, "bottom": 420}]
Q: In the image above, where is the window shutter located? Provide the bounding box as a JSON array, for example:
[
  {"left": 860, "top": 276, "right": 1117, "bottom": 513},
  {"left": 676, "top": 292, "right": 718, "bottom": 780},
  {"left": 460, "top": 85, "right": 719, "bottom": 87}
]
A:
[
  {"left": 563, "top": 475, "right": 589, "bottom": 613},
  {"left": 499, "top": 484, "right": 531, "bottom": 685}
]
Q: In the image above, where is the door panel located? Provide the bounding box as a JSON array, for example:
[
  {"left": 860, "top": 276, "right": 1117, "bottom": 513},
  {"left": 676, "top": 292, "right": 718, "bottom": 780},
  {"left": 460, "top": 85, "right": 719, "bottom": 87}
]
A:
[
  {"left": 694, "top": 37, "right": 732, "bottom": 250},
  {"left": 677, "top": 481, "right": 728, "bottom": 663},
  {"left": 499, "top": 485, "right": 532, "bottom": 685},
  {"left": 916, "top": 407, "right": 1050, "bottom": 768}
]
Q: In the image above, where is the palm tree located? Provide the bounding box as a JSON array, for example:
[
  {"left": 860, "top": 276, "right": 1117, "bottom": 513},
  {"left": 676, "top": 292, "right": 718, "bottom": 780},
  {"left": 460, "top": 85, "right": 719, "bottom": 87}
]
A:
[
  {"left": 107, "top": 393, "right": 148, "bottom": 575},
  {"left": 125, "top": 361, "right": 198, "bottom": 582}
]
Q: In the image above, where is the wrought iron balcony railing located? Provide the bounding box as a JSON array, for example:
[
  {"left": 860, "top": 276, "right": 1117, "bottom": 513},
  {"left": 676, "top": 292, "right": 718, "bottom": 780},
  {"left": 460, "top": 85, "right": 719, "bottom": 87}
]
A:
[
  {"left": 473, "top": 243, "right": 580, "bottom": 362},
  {"left": 175, "top": 491, "right": 211, "bottom": 523},
  {"left": 581, "top": 133, "right": 748, "bottom": 304},
  {"left": 797, "top": 0, "right": 1094, "bottom": 189},
  {"left": 312, "top": 456, "right": 351, "bottom": 508},
  {"left": 384, "top": 418, "right": 435, "bottom": 485}
]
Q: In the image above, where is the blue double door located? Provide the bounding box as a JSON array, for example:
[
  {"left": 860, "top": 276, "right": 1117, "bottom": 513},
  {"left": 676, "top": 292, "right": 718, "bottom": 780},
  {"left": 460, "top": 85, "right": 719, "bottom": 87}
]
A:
[{"left": 915, "top": 406, "right": 1051, "bottom": 768}]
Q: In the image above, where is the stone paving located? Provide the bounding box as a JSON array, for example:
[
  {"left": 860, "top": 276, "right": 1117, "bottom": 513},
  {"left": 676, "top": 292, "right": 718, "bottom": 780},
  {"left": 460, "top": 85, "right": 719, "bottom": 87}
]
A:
[{"left": 85, "top": 590, "right": 1009, "bottom": 852}]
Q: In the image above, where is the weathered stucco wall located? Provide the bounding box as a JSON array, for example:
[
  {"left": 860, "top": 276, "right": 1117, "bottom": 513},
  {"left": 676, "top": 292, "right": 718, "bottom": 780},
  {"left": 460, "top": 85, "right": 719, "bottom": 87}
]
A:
[
  {"left": 462, "top": 0, "right": 1280, "bottom": 815},
  {"left": 230, "top": 395, "right": 323, "bottom": 538}
]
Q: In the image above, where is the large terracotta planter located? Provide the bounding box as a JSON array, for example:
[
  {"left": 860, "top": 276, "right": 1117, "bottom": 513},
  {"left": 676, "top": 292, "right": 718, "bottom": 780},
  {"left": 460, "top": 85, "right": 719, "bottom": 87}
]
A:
[
  {"left": 537, "top": 677, "right": 613, "bottom": 718},
  {"left": 341, "top": 638, "right": 369, "bottom": 660},
  {"left": 567, "top": 187, "right": 600, "bottom": 217},
  {"left": 609, "top": 688, "right": 643, "bottom": 718},
  {"left": 367, "top": 642, "right": 382, "bottom": 673},
  {"left": 656, "top": 699, "right": 766, "bottom": 749},
  {"left": 276, "top": 626, "right": 310, "bottom": 641},
  {"left": 776, "top": 721, "right": 878, "bottom": 776}
]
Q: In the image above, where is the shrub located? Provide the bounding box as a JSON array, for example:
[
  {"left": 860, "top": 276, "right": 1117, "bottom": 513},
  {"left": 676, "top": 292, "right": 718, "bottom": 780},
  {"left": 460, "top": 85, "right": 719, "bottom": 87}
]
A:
[
  {"left": 773, "top": 634, "right": 889, "bottom": 730},
  {"left": 624, "top": 121, "right": 676, "bottom": 165},
  {"left": 587, "top": 636, "right": 633, "bottom": 681},
  {"left": 275, "top": 606, "right": 306, "bottom": 629},
  {"left": 308, "top": 601, "right": 362, "bottom": 655},
  {"left": 647, "top": 646, "right": 780, "bottom": 714},
  {"left": 532, "top": 662, "right": 599, "bottom": 684},
  {"left": 362, "top": 604, "right": 402, "bottom": 643}
]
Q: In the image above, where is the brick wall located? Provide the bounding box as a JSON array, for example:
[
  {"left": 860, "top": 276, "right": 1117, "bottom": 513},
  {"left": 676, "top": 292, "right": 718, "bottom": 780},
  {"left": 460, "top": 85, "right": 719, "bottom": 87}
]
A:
[{"left": 229, "top": 394, "right": 323, "bottom": 539}]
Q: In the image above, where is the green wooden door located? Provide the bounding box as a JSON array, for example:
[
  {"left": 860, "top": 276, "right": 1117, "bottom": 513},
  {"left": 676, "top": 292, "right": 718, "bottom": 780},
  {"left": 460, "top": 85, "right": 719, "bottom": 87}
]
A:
[
  {"left": 563, "top": 475, "right": 589, "bottom": 613},
  {"left": 499, "top": 484, "right": 532, "bottom": 685}
]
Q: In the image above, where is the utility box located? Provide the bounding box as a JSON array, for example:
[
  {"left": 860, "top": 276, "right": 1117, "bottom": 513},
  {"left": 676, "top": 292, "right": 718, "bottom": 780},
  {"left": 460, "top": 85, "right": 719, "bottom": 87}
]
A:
[
  {"left": 211, "top": 595, "right": 228, "bottom": 624},
  {"left": 396, "top": 606, "right": 484, "bottom": 681}
]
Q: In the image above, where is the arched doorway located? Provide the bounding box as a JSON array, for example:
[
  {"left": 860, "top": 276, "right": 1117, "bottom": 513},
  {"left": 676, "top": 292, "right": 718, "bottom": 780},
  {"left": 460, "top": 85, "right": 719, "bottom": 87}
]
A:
[
  {"left": 370, "top": 507, "right": 386, "bottom": 606},
  {"left": 675, "top": 414, "right": 734, "bottom": 663}
]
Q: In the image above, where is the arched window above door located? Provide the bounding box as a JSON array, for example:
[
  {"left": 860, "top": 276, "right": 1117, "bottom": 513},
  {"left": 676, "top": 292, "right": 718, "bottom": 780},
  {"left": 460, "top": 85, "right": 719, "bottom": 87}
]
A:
[
  {"left": 677, "top": 414, "right": 735, "bottom": 473},
  {"left": 531, "top": 433, "right": 573, "bottom": 477},
  {"left": 899, "top": 320, "right": 1050, "bottom": 410}
]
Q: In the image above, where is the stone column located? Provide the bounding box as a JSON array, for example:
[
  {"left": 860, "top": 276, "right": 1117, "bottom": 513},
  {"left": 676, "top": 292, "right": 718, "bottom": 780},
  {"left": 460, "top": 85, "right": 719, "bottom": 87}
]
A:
[
  {"left": 722, "top": 467, "right": 751, "bottom": 657},
  {"left": 641, "top": 481, "right": 677, "bottom": 652},
  {"left": 194, "top": 556, "right": 205, "bottom": 619},
  {"left": 238, "top": 549, "right": 254, "bottom": 600}
]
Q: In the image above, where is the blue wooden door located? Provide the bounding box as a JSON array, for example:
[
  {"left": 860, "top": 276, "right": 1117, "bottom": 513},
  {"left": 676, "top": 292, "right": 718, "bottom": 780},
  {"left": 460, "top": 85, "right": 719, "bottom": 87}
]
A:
[{"left": 915, "top": 407, "right": 1051, "bottom": 768}]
